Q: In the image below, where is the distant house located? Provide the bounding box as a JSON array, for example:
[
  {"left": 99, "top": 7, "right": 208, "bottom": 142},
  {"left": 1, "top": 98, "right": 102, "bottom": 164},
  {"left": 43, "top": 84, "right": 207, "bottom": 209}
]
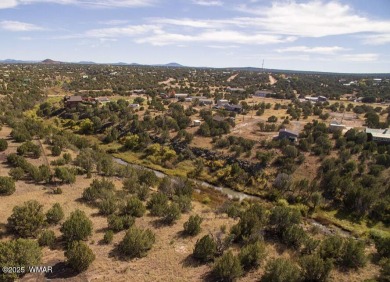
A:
[
  {"left": 184, "top": 97, "right": 193, "bottom": 102},
  {"left": 133, "top": 89, "right": 145, "bottom": 94},
  {"left": 223, "top": 104, "right": 243, "bottom": 113},
  {"left": 95, "top": 97, "right": 110, "bottom": 105},
  {"left": 64, "top": 95, "right": 83, "bottom": 108},
  {"left": 129, "top": 103, "right": 140, "bottom": 109},
  {"left": 304, "top": 96, "right": 319, "bottom": 102},
  {"left": 318, "top": 96, "right": 328, "bottom": 102},
  {"left": 193, "top": 120, "right": 201, "bottom": 126},
  {"left": 365, "top": 128, "right": 390, "bottom": 143},
  {"left": 212, "top": 115, "right": 227, "bottom": 122},
  {"left": 217, "top": 99, "right": 229, "bottom": 107},
  {"left": 199, "top": 98, "right": 213, "bottom": 105},
  {"left": 277, "top": 128, "right": 299, "bottom": 142},
  {"left": 174, "top": 93, "right": 189, "bottom": 99},
  {"left": 329, "top": 121, "right": 346, "bottom": 132},
  {"left": 254, "top": 90, "right": 275, "bottom": 97},
  {"left": 226, "top": 87, "right": 245, "bottom": 92}
]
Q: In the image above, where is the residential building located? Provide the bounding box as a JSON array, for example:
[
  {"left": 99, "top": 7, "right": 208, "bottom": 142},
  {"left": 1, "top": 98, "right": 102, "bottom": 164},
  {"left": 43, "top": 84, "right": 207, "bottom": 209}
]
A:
[
  {"left": 277, "top": 128, "right": 299, "bottom": 142},
  {"left": 365, "top": 128, "right": 390, "bottom": 143},
  {"left": 199, "top": 98, "right": 213, "bottom": 105},
  {"left": 174, "top": 93, "right": 189, "bottom": 99},
  {"left": 217, "top": 99, "right": 229, "bottom": 107},
  {"left": 223, "top": 104, "right": 243, "bottom": 113},
  {"left": 95, "top": 97, "right": 110, "bottom": 105},
  {"left": 64, "top": 95, "right": 83, "bottom": 108},
  {"left": 129, "top": 103, "right": 140, "bottom": 109},
  {"left": 254, "top": 90, "right": 275, "bottom": 97},
  {"left": 329, "top": 121, "right": 346, "bottom": 132}
]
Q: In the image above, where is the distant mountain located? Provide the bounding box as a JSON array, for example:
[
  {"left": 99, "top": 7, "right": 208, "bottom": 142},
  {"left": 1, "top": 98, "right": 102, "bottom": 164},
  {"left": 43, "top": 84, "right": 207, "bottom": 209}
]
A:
[
  {"left": 111, "top": 62, "right": 129, "bottom": 66},
  {"left": 77, "top": 61, "right": 97, "bottom": 65},
  {"left": 0, "top": 59, "right": 37, "bottom": 64},
  {"left": 41, "top": 59, "right": 62, "bottom": 64},
  {"left": 161, "top": 62, "right": 183, "bottom": 67}
]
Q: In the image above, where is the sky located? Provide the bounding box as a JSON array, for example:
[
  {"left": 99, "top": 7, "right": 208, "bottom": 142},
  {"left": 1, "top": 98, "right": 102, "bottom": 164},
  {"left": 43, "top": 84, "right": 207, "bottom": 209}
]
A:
[{"left": 0, "top": 0, "right": 389, "bottom": 73}]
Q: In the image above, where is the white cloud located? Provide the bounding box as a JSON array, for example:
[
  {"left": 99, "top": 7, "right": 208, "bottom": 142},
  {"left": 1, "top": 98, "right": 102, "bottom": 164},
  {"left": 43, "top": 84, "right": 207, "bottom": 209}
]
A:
[
  {"left": 236, "top": 1, "right": 390, "bottom": 38},
  {"left": 0, "top": 0, "right": 155, "bottom": 9},
  {"left": 277, "top": 46, "right": 348, "bottom": 55},
  {"left": 340, "top": 53, "right": 379, "bottom": 62},
  {"left": 0, "top": 20, "right": 44, "bottom": 31},
  {"left": 84, "top": 24, "right": 159, "bottom": 38},
  {"left": 100, "top": 20, "right": 129, "bottom": 25},
  {"left": 151, "top": 18, "right": 218, "bottom": 28},
  {"left": 362, "top": 34, "right": 390, "bottom": 45},
  {"left": 192, "top": 0, "right": 223, "bottom": 6},
  {"left": 0, "top": 0, "right": 18, "bottom": 8},
  {"left": 136, "top": 29, "right": 296, "bottom": 46}
]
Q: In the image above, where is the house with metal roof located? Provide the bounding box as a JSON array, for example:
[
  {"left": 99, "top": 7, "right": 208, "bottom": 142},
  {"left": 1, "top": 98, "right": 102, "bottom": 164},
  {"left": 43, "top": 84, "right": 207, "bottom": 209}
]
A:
[
  {"left": 277, "top": 128, "right": 299, "bottom": 142},
  {"left": 365, "top": 128, "right": 390, "bottom": 143}
]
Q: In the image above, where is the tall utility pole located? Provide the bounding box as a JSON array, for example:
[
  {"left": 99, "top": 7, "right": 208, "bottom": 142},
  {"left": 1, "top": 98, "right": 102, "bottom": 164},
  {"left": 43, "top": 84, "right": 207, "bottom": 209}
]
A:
[{"left": 262, "top": 59, "right": 264, "bottom": 73}]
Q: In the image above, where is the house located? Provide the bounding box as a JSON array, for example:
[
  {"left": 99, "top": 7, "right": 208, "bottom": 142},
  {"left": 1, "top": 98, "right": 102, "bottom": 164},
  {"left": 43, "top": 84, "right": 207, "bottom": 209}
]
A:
[
  {"left": 174, "top": 93, "right": 189, "bottom": 99},
  {"left": 64, "top": 96, "right": 83, "bottom": 108},
  {"left": 254, "top": 90, "right": 275, "bottom": 97},
  {"left": 95, "top": 97, "right": 110, "bottom": 105},
  {"left": 318, "top": 96, "right": 328, "bottom": 102},
  {"left": 184, "top": 97, "right": 193, "bottom": 102},
  {"left": 133, "top": 89, "right": 145, "bottom": 94},
  {"left": 129, "top": 103, "right": 140, "bottom": 109},
  {"left": 193, "top": 120, "right": 201, "bottom": 126},
  {"left": 217, "top": 99, "right": 229, "bottom": 107},
  {"left": 305, "top": 96, "right": 319, "bottom": 103},
  {"left": 365, "top": 128, "right": 390, "bottom": 143},
  {"left": 329, "top": 121, "right": 346, "bottom": 132},
  {"left": 212, "top": 115, "right": 227, "bottom": 122},
  {"left": 277, "top": 128, "right": 299, "bottom": 142},
  {"left": 199, "top": 98, "right": 213, "bottom": 105},
  {"left": 226, "top": 87, "right": 245, "bottom": 92},
  {"left": 224, "top": 104, "right": 243, "bottom": 113}
]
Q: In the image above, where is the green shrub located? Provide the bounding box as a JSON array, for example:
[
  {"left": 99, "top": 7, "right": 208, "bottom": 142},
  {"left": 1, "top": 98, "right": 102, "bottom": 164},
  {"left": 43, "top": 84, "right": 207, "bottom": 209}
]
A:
[
  {"left": 0, "top": 138, "right": 8, "bottom": 151},
  {"left": 183, "top": 215, "right": 203, "bottom": 236},
  {"left": 51, "top": 145, "right": 62, "bottom": 156},
  {"left": 299, "top": 254, "right": 333, "bottom": 282},
  {"left": 261, "top": 258, "right": 301, "bottom": 282},
  {"left": 212, "top": 250, "right": 243, "bottom": 281},
  {"left": 0, "top": 176, "right": 16, "bottom": 195},
  {"left": 38, "top": 230, "right": 56, "bottom": 248},
  {"left": 239, "top": 240, "right": 266, "bottom": 270},
  {"left": 193, "top": 235, "right": 217, "bottom": 262},
  {"left": 98, "top": 196, "right": 117, "bottom": 215},
  {"left": 7, "top": 200, "right": 45, "bottom": 237},
  {"left": 282, "top": 224, "right": 308, "bottom": 250},
  {"left": 269, "top": 206, "right": 301, "bottom": 235},
  {"left": 340, "top": 238, "right": 366, "bottom": 269},
  {"left": 61, "top": 209, "right": 93, "bottom": 243},
  {"left": 147, "top": 192, "right": 169, "bottom": 216},
  {"left": 103, "top": 230, "right": 114, "bottom": 244},
  {"left": 46, "top": 203, "right": 64, "bottom": 225},
  {"left": 0, "top": 239, "right": 42, "bottom": 281},
  {"left": 9, "top": 167, "right": 25, "bottom": 181},
  {"left": 118, "top": 226, "right": 155, "bottom": 259},
  {"left": 107, "top": 214, "right": 135, "bottom": 232},
  {"left": 374, "top": 236, "right": 390, "bottom": 259},
  {"left": 65, "top": 241, "right": 95, "bottom": 273},
  {"left": 121, "top": 197, "right": 146, "bottom": 217},
  {"left": 379, "top": 259, "right": 390, "bottom": 282},
  {"left": 162, "top": 203, "right": 181, "bottom": 225},
  {"left": 173, "top": 195, "right": 192, "bottom": 213},
  {"left": 319, "top": 236, "right": 344, "bottom": 261}
]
